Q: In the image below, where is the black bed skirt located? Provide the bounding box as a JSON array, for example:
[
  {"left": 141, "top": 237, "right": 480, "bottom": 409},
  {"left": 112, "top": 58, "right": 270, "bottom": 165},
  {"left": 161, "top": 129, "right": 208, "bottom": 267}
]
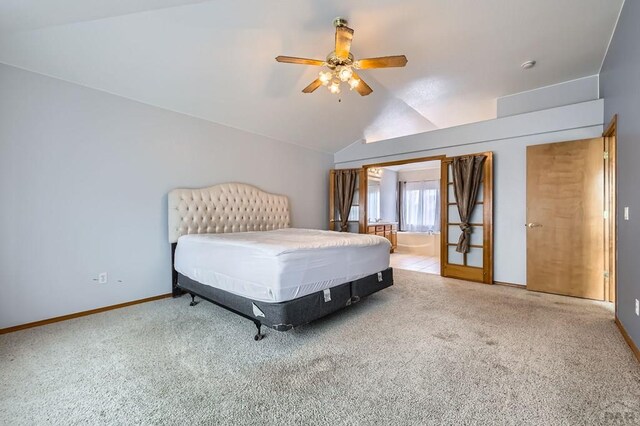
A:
[{"left": 176, "top": 268, "right": 393, "bottom": 331}]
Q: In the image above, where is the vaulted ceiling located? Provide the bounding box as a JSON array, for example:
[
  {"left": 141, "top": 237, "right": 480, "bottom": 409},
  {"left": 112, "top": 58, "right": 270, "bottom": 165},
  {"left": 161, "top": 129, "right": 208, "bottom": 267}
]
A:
[{"left": 0, "top": 0, "right": 624, "bottom": 153}]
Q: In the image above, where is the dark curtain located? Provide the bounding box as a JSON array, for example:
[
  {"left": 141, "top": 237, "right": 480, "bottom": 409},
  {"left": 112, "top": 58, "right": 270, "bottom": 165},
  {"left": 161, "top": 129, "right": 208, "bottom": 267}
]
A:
[
  {"left": 335, "top": 169, "right": 358, "bottom": 232},
  {"left": 397, "top": 181, "right": 404, "bottom": 231},
  {"left": 452, "top": 155, "right": 487, "bottom": 253}
]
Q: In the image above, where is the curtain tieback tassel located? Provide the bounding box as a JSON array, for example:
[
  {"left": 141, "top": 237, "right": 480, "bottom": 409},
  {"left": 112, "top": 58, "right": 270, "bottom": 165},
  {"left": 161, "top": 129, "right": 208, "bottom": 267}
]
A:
[{"left": 459, "top": 222, "right": 471, "bottom": 234}]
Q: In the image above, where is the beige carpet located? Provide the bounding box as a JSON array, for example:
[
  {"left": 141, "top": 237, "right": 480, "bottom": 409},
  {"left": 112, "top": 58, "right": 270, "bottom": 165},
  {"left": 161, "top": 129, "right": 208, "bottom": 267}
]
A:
[{"left": 1, "top": 269, "right": 639, "bottom": 425}]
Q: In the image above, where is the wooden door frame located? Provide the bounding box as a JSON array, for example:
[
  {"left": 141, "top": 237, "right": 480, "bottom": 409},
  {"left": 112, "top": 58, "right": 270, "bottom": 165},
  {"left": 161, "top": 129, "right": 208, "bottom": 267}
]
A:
[
  {"left": 524, "top": 122, "right": 617, "bottom": 302},
  {"left": 603, "top": 115, "right": 618, "bottom": 304},
  {"left": 329, "top": 169, "right": 336, "bottom": 230},
  {"left": 360, "top": 155, "right": 446, "bottom": 234},
  {"left": 358, "top": 168, "right": 367, "bottom": 233}
]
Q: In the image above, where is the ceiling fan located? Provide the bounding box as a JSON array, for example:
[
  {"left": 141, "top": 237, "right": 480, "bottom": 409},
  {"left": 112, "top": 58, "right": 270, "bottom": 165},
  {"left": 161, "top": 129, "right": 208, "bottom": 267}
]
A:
[{"left": 275, "top": 18, "right": 408, "bottom": 96}]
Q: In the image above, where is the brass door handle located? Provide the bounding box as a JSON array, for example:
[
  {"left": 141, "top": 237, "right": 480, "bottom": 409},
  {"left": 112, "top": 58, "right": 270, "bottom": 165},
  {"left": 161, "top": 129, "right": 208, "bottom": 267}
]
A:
[{"left": 526, "top": 223, "right": 543, "bottom": 228}]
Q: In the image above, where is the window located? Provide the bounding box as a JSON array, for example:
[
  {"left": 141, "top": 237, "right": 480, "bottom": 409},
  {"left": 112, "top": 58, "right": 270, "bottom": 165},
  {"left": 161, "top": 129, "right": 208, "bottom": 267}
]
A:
[
  {"left": 347, "top": 205, "right": 359, "bottom": 221},
  {"left": 400, "top": 180, "right": 440, "bottom": 232}
]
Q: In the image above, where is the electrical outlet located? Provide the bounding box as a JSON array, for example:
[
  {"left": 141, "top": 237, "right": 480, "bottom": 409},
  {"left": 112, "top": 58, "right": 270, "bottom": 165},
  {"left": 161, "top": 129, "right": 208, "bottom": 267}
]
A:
[
  {"left": 98, "top": 272, "right": 108, "bottom": 284},
  {"left": 636, "top": 299, "right": 639, "bottom": 316}
]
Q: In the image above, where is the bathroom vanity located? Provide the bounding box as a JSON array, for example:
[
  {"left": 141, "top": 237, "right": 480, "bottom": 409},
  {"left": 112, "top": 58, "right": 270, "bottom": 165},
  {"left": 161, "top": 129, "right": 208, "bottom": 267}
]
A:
[{"left": 366, "top": 222, "right": 398, "bottom": 253}]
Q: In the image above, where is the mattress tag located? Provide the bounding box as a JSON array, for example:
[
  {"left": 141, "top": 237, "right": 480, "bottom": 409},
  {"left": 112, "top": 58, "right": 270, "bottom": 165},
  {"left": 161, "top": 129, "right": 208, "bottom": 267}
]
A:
[
  {"left": 323, "top": 289, "right": 331, "bottom": 302},
  {"left": 377, "top": 272, "right": 383, "bottom": 282},
  {"left": 252, "top": 303, "right": 265, "bottom": 318}
]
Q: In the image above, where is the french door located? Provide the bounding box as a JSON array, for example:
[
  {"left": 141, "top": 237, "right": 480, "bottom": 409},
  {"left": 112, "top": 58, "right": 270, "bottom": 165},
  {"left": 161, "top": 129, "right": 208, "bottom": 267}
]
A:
[{"left": 440, "top": 152, "right": 494, "bottom": 284}]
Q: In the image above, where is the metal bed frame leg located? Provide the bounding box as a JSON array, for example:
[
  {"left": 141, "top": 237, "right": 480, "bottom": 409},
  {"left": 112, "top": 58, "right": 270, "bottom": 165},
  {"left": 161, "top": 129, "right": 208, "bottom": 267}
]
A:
[
  {"left": 189, "top": 293, "right": 199, "bottom": 307},
  {"left": 254, "top": 321, "right": 264, "bottom": 341}
]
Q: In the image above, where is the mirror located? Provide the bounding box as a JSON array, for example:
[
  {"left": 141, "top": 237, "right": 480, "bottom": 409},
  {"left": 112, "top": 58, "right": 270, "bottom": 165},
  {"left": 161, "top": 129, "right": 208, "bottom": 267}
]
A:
[{"left": 366, "top": 168, "right": 397, "bottom": 224}]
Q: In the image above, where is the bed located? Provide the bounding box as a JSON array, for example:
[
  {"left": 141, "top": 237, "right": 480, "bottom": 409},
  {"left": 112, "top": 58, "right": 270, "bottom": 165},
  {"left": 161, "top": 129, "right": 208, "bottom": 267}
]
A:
[{"left": 169, "top": 183, "right": 394, "bottom": 340}]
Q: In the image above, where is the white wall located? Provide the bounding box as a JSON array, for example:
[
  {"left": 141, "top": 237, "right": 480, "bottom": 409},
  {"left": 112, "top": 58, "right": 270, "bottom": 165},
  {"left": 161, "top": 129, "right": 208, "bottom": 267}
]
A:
[
  {"left": 336, "top": 100, "right": 604, "bottom": 286},
  {"left": 497, "top": 75, "right": 599, "bottom": 118},
  {"left": 0, "top": 64, "right": 333, "bottom": 329}
]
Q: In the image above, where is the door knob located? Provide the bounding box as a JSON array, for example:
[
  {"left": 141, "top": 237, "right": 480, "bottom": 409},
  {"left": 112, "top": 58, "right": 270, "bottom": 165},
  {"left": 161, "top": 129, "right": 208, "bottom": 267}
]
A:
[{"left": 526, "top": 223, "right": 543, "bottom": 228}]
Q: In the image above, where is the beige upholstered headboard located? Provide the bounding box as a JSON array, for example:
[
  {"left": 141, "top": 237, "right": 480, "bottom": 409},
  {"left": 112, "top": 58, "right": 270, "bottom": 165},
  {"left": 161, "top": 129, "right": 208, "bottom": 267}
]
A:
[{"left": 168, "top": 183, "right": 290, "bottom": 243}]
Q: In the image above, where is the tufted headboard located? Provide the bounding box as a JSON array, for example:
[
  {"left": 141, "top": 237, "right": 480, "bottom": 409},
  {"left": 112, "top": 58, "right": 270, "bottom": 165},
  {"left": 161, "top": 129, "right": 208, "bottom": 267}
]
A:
[{"left": 167, "top": 182, "right": 290, "bottom": 243}]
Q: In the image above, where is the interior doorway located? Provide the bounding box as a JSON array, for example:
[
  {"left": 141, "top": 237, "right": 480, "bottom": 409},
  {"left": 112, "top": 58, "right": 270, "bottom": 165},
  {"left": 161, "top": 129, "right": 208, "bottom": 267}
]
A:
[
  {"left": 349, "top": 151, "right": 494, "bottom": 283},
  {"left": 361, "top": 156, "right": 444, "bottom": 275}
]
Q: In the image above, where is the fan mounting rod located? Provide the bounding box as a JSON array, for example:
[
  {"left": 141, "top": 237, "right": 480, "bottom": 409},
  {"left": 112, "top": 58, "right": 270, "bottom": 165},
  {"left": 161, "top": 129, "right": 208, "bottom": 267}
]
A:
[{"left": 326, "top": 52, "right": 354, "bottom": 69}]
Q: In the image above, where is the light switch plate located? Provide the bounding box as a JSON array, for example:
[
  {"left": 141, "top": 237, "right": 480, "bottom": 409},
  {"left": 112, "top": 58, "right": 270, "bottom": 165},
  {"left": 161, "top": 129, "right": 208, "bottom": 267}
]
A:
[
  {"left": 624, "top": 207, "right": 630, "bottom": 221},
  {"left": 636, "top": 299, "right": 639, "bottom": 316}
]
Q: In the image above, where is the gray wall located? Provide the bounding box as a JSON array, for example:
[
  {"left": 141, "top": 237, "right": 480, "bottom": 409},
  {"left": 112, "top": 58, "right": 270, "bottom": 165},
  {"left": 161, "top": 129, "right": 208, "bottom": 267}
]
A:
[
  {"left": 497, "top": 75, "right": 599, "bottom": 118},
  {"left": 379, "top": 169, "right": 398, "bottom": 223},
  {"left": 336, "top": 100, "right": 604, "bottom": 286},
  {"left": 0, "top": 64, "right": 333, "bottom": 329},
  {"left": 600, "top": 0, "right": 640, "bottom": 349}
]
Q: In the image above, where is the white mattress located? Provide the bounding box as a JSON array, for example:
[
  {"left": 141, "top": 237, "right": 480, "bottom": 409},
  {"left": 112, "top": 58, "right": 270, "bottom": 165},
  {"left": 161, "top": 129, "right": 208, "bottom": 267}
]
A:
[{"left": 174, "top": 228, "right": 391, "bottom": 303}]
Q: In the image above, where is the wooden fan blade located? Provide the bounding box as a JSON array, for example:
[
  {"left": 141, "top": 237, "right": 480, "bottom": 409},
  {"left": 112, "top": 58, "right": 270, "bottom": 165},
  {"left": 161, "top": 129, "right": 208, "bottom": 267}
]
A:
[
  {"left": 302, "top": 78, "right": 323, "bottom": 93},
  {"left": 275, "top": 56, "right": 325, "bottom": 66},
  {"left": 335, "top": 26, "right": 354, "bottom": 60},
  {"left": 356, "top": 55, "right": 408, "bottom": 69},
  {"left": 351, "top": 71, "right": 373, "bottom": 96}
]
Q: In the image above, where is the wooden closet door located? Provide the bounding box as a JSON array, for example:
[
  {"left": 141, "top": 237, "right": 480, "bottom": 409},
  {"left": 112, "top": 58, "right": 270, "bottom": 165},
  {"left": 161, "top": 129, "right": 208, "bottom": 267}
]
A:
[
  {"left": 440, "top": 152, "right": 493, "bottom": 284},
  {"left": 526, "top": 138, "right": 605, "bottom": 299}
]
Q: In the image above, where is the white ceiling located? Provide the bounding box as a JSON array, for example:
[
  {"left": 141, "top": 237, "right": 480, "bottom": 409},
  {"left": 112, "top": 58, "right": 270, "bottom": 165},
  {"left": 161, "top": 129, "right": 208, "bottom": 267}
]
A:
[
  {"left": 0, "top": 0, "right": 623, "bottom": 153},
  {"left": 0, "top": 0, "right": 209, "bottom": 33}
]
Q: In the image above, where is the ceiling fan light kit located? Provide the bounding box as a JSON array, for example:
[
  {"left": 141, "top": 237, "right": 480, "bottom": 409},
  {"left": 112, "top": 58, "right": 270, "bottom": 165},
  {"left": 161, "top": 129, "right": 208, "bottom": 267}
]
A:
[{"left": 275, "top": 18, "right": 408, "bottom": 96}]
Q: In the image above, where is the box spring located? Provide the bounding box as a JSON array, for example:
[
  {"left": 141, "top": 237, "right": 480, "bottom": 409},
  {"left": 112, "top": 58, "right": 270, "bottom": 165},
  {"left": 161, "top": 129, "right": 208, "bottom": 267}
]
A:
[{"left": 176, "top": 267, "right": 393, "bottom": 331}]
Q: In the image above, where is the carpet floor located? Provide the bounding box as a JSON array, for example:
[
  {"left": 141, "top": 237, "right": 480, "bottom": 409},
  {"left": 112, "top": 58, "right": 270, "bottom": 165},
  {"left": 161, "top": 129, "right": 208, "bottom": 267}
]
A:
[{"left": 1, "top": 269, "right": 639, "bottom": 425}]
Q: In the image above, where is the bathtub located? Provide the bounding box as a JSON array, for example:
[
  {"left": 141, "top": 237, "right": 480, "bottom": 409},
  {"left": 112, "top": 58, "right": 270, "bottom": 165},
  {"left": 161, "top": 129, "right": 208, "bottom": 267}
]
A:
[{"left": 396, "top": 232, "right": 441, "bottom": 257}]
